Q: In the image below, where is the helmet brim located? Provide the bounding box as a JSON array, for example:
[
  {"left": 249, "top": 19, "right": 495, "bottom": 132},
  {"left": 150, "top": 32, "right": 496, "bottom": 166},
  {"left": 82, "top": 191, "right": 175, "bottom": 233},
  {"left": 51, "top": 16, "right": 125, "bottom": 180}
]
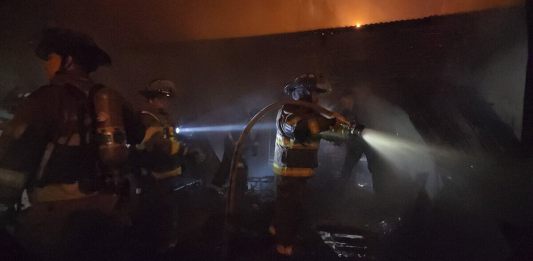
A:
[{"left": 35, "top": 28, "right": 111, "bottom": 71}]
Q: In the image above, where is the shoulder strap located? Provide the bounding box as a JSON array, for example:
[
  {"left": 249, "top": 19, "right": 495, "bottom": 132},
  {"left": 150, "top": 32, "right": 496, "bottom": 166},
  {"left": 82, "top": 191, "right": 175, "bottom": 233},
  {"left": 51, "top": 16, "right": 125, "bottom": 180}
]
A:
[{"left": 140, "top": 110, "right": 162, "bottom": 124}]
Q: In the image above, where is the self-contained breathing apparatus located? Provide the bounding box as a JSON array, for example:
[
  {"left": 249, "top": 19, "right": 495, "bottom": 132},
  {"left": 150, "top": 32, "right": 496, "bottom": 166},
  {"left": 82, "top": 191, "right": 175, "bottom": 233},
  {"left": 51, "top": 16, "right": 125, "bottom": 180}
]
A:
[
  {"left": 0, "top": 27, "right": 123, "bottom": 217},
  {"left": 92, "top": 85, "right": 130, "bottom": 188},
  {"left": 0, "top": 83, "right": 130, "bottom": 220}
]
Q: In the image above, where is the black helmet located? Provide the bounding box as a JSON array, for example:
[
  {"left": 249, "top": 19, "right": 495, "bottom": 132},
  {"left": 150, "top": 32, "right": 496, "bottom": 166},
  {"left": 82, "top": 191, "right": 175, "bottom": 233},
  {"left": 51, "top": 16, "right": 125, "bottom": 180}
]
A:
[
  {"left": 35, "top": 27, "right": 111, "bottom": 72},
  {"left": 139, "top": 79, "right": 177, "bottom": 99},
  {"left": 283, "top": 73, "right": 331, "bottom": 100}
]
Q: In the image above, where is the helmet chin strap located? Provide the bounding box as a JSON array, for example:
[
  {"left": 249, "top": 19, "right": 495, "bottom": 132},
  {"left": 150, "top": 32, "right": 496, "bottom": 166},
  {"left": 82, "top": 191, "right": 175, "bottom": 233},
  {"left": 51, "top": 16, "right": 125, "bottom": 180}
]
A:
[
  {"left": 58, "top": 56, "right": 88, "bottom": 76},
  {"left": 59, "top": 55, "right": 73, "bottom": 70}
]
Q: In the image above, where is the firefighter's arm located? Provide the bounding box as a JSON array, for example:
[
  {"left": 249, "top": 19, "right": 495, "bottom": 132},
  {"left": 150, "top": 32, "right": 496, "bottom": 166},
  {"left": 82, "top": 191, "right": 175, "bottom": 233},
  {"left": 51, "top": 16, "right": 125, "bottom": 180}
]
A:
[
  {"left": 314, "top": 112, "right": 351, "bottom": 143},
  {"left": 0, "top": 117, "right": 26, "bottom": 159},
  {"left": 0, "top": 89, "right": 47, "bottom": 160},
  {"left": 330, "top": 112, "right": 350, "bottom": 126},
  {"left": 141, "top": 129, "right": 168, "bottom": 153},
  {"left": 316, "top": 115, "right": 337, "bottom": 133},
  {"left": 293, "top": 112, "right": 341, "bottom": 142}
]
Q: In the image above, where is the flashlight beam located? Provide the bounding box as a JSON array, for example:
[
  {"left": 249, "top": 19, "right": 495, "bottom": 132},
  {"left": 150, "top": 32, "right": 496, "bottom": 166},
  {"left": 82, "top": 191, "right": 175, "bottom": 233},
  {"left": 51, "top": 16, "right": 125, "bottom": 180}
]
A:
[{"left": 179, "top": 122, "right": 274, "bottom": 134}]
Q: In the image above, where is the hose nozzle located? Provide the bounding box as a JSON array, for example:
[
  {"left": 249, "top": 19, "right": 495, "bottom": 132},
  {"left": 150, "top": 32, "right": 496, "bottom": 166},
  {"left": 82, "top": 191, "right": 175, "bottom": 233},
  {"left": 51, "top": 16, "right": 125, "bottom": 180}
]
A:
[{"left": 349, "top": 122, "right": 365, "bottom": 136}]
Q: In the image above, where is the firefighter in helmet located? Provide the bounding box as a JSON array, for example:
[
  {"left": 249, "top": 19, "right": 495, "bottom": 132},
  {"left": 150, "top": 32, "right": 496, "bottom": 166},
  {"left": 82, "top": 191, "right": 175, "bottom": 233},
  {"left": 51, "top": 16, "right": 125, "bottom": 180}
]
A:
[
  {"left": 132, "top": 79, "right": 189, "bottom": 252},
  {"left": 271, "top": 74, "right": 349, "bottom": 256},
  {"left": 135, "top": 79, "right": 187, "bottom": 179},
  {"left": 0, "top": 28, "right": 143, "bottom": 259}
]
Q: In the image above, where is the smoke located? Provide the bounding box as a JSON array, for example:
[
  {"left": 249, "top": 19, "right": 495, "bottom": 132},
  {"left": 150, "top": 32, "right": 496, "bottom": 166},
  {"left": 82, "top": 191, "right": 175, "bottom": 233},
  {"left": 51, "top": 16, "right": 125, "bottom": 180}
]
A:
[{"left": 32, "top": 0, "right": 524, "bottom": 44}]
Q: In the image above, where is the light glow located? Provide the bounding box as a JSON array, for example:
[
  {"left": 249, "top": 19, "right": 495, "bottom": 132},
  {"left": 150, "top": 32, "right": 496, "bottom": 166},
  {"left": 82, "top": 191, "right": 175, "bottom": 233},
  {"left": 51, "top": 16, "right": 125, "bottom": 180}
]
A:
[{"left": 178, "top": 122, "right": 275, "bottom": 134}]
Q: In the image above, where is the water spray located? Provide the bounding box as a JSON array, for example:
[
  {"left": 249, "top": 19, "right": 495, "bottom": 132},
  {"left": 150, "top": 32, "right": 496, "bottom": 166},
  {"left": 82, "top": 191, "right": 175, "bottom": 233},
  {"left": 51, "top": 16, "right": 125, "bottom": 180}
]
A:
[
  {"left": 360, "top": 128, "right": 461, "bottom": 164},
  {"left": 359, "top": 127, "right": 473, "bottom": 201}
]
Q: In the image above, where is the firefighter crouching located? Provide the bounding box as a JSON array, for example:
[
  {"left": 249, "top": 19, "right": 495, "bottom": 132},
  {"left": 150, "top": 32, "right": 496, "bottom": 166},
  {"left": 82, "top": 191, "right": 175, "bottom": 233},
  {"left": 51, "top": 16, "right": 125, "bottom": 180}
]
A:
[
  {"left": 131, "top": 79, "right": 190, "bottom": 252},
  {"left": 271, "top": 74, "right": 350, "bottom": 257},
  {"left": 0, "top": 28, "right": 143, "bottom": 260}
]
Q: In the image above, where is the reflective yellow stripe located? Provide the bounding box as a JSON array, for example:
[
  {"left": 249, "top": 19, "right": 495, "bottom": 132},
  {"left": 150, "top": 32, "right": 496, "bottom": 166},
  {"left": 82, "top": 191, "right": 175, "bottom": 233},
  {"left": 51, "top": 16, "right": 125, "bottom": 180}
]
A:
[
  {"left": 276, "top": 134, "right": 319, "bottom": 150},
  {"left": 272, "top": 163, "right": 314, "bottom": 177},
  {"left": 165, "top": 126, "right": 175, "bottom": 137},
  {"left": 276, "top": 134, "right": 292, "bottom": 147},
  {"left": 170, "top": 138, "right": 180, "bottom": 154}
]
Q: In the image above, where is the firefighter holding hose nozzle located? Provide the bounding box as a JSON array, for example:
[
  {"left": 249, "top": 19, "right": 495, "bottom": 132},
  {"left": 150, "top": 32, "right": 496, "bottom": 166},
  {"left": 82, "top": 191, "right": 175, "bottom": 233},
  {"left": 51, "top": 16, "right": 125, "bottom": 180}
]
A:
[{"left": 270, "top": 74, "right": 362, "bottom": 257}]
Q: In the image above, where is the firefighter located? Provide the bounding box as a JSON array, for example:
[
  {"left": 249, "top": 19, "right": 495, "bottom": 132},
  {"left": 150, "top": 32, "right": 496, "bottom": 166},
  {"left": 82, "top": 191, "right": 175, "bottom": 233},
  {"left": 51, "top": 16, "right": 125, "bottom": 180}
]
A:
[
  {"left": 271, "top": 74, "right": 349, "bottom": 256},
  {"left": 135, "top": 79, "right": 187, "bottom": 179},
  {"left": 132, "top": 79, "right": 189, "bottom": 252},
  {"left": 0, "top": 28, "right": 142, "bottom": 260}
]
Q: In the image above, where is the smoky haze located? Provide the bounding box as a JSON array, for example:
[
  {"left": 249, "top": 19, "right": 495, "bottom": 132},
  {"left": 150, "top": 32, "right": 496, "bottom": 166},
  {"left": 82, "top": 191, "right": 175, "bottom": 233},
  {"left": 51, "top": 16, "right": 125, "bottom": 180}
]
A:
[
  {"left": 0, "top": 0, "right": 524, "bottom": 98},
  {"left": 0, "top": 4, "right": 529, "bottom": 258},
  {"left": 14, "top": 0, "right": 524, "bottom": 44}
]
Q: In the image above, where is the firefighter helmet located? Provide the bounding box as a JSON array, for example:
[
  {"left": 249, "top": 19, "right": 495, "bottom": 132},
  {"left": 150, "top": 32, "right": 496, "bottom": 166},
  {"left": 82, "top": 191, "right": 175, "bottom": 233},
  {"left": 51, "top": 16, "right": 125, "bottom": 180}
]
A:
[
  {"left": 283, "top": 74, "right": 331, "bottom": 100},
  {"left": 35, "top": 27, "right": 111, "bottom": 72},
  {"left": 139, "top": 79, "right": 177, "bottom": 99}
]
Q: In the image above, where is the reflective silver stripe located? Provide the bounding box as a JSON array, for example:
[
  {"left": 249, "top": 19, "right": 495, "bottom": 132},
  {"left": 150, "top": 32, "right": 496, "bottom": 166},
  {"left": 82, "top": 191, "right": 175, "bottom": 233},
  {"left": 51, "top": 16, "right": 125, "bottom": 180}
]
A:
[{"left": 140, "top": 110, "right": 162, "bottom": 124}]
